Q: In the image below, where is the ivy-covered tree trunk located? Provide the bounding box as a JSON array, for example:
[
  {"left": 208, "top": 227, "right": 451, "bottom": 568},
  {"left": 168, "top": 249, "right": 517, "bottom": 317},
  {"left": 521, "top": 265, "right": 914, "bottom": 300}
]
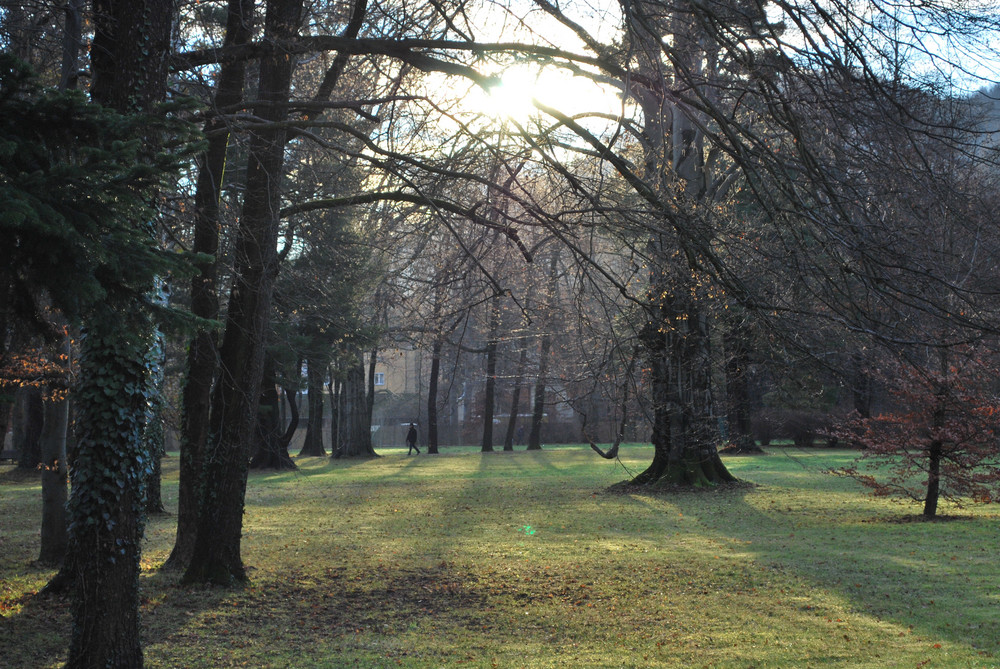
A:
[
  {"left": 63, "top": 0, "right": 175, "bottom": 665},
  {"left": 168, "top": 0, "right": 255, "bottom": 572},
  {"left": 300, "top": 356, "right": 326, "bottom": 456},
  {"left": 65, "top": 314, "right": 157, "bottom": 668},
  {"left": 184, "top": 0, "right": 304, "bottom": 585}
]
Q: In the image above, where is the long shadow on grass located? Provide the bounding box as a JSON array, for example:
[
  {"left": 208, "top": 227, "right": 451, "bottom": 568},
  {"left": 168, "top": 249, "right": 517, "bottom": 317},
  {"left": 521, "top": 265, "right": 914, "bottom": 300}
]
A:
[
  {"left": 623, "top": 477, "right": 999, "bottom": 656},
  {"left": 0, "top": 576, "right": 72, "bottom": 667},
  {"left": 138, "top": 562, "right": 507, "bottom": 666}
]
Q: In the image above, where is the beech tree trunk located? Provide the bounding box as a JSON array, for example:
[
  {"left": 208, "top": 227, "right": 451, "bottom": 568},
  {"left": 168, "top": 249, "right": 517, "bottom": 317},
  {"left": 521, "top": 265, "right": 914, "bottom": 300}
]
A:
[
  {"left": 184, "top": 0, "right": 304, "bottom": 586},
  {"left": 633, "top": 276, "right": 735, "bottom": 487},
  {"left": 619, "top": 0, "right": 737, "bottom": 488}
]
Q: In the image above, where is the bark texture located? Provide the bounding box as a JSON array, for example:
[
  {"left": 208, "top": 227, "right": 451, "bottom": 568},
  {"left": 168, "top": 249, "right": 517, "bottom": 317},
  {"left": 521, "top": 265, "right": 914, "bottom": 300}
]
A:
[
  {"left": 184, "top": 0, "right": 304, "bottom": 585},
  {"left": 168, "top": 0, "right": 255, "bottom": 572}
]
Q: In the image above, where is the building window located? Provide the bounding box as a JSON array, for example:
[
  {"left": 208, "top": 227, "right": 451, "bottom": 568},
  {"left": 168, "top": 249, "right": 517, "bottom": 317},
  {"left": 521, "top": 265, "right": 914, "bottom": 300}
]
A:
[{"left": 374, "top": 372, "right": 385, "bottom": 386}]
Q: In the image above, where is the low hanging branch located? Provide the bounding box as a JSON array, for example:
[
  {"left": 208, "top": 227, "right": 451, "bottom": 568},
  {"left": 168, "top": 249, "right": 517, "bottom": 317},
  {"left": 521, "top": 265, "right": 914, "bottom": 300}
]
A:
[
  {"left": 588, "top": 362, "right": 633, "bottom": 460},
  {"left": 279, "top": 190, "right": 533, "bottom": 261}
]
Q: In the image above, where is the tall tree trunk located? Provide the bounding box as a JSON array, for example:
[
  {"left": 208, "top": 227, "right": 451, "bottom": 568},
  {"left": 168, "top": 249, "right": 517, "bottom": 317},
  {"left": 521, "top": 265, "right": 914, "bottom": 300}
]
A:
[
  {"left": 144, "top": 329, "right": 167, "bottom": 514},
  {"left": 335, "top": 354, "right": 376, "bottom": 457},
  {"left": 528, "top": 252, "right": 559, "bottom": 451},
  {"left": 634, "top": 274, "right": 735, "bottom": 487},
  {"left": 59, "top": 0, "right": 84, "bottom": 90},
  {"left": 184, "top": 0, "right": 303, "bottom": 586},
  {"left": 38, "top": 337, "right": 69, "bottom": 565},
  {"left": 300, "top": 357, "right": 326, "bottom": 456},
  {"left": 278, "top": 381, "right": 301, "bottom": 452},
  {"left": 328, "top": 369, "right": 340, "bottom": 455},
  {"left": 15, "top": 385, "right": 43, "bottom": 469},
  {"left": 66, "top": 315, "right": 156, "bottom": 669},
  {"left": 620, "top": 2, "right": 736, "bottom": 488},
  {"left": 527, "top": 334, "right": 549, "bottom": 451},
  {"left": 63, "top": 0, "right": 176, "bottom": 662},
  {"left": 250, "top": 353, "right": 296, "bottom": 469},
  {"left": 427, "top": 338, "right": 442, "bottom": 454},
  {"left": 723, "top": 320, "right": 758, "bottom": 453},
  {"left": 503, "top": 343, "right": 528, "bottom": 451},
  {"left": 481, "top": 298, "right": 499, "bottom": 452},
  {"left": 167, "top": 0, "right": 255, "bottom": 572}
]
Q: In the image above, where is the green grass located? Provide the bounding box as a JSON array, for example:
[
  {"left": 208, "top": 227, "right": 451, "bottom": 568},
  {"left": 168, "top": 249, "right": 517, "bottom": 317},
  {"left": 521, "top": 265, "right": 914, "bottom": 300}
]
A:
[{"left": 2, "top": 445, "right": 998, "bottom": 668}]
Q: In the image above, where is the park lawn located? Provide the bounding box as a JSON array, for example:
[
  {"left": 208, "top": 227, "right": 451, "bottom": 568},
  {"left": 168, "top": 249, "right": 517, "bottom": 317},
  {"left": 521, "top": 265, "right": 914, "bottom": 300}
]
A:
[{"left": 1, "top": 446, "right": 998, "bottom": 668}]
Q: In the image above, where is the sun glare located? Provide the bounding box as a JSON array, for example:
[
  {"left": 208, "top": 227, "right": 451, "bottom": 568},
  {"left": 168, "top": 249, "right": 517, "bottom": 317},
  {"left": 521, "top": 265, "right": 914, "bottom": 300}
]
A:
[{"left": 474, "top": 65, "right": 623, "bottom": 125}]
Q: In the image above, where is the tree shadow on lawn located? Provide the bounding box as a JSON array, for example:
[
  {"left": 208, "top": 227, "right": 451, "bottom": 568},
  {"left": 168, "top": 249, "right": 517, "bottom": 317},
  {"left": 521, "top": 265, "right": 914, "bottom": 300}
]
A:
[
  {"left": 0, "top": 573, "right": 73, "bottom": 668},
  {"left": 616, "top": 480, "right": 999, "bottom": 658},
  {"left": 137, "top": 561, "right": 500, "bottom": 667}
]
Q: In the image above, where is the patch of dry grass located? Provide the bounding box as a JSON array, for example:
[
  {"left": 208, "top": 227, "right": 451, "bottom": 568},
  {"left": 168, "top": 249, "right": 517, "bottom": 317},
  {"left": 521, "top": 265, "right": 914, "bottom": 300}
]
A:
[{"left": 2, "top": 446, "right": 998, "bottom": 667}]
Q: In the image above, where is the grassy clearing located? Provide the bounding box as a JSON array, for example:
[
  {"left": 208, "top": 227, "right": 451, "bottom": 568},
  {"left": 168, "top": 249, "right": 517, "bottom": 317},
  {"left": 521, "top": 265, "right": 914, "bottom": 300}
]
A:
[{"left": 2, "top": 445, "right": 998, "bottom": 668}]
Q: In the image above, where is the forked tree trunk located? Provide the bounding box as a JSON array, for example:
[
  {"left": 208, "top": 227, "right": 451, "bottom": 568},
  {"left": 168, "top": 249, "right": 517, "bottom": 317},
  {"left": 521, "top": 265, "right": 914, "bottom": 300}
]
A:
[
  {"left": 250, "top": 354, "right": 296, "bottom": 470},
  {"left": 184, "top": 0, "right": 304, "bottom": 586},
  {"left": 168, "top": 0, "right": 255, "bottom": 572},
  {"left": 278, "top": 382, "right": 301, "bottom": 451}
]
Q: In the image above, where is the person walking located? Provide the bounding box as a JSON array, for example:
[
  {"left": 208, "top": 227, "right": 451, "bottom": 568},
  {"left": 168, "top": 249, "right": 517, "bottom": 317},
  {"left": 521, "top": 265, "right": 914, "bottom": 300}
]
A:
[{"left": 406, "top": 422, "right": 420, "bottom": 455}]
